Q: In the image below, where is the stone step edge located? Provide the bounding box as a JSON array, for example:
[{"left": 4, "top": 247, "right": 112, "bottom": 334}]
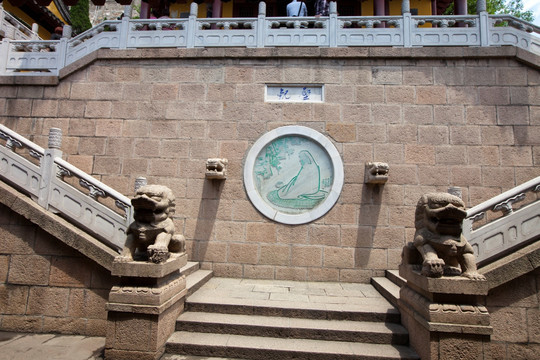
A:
[
  {"left": 185, "top": 269, "right": 213, "bottom": 297},
  {"left": 166, "top": 331, "right": 420, "bottom": 360},
  {"left": 175, "top": 311, "right": 409, "bottom": 344},
  {"left": 371, "top": 277, "right": 400, "bottom": 309},
  {"left": 386, "top": 269, "right": 406, "bottom": 288},
  {"left": 180, "top": 261, "right": 200, "bottom": 277},
  {"left": 185, "top": 300, "right": 401, "bottom": 323}
]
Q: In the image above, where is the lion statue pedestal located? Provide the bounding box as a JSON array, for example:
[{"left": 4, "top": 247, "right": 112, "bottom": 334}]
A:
[
  {"left": 397, "top": 192, "right": 492, "bottom": 360},
  {"left": 106, "top": 184, "right": 187, "bottom": 360}
]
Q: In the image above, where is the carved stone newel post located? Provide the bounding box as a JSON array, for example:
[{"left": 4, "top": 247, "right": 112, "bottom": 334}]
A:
[
  {"left": 105, "top": 184, "right": 187, "bottom": 360},
  {"left": 398, "top": 192, "right": 492, "bottom": 360}
]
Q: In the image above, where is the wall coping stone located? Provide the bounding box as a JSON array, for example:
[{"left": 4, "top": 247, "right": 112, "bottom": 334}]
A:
[
  {"left": 479, "top": 239, "right": 540, "bottom": 290},
  {"left": 0, "top": 45, "right": 536, "bottom": 85}
]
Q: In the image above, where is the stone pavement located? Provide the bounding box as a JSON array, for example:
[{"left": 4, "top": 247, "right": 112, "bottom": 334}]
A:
[{"left": 0, "top": 331, "right": 105, "bottom": 360}]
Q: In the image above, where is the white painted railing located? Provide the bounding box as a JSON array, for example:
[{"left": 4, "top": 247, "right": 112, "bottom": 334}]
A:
[
  {"left": 0, "top": 124, "right": 132, "bottom": 250},
  {"left": 0, "top": 2, "right": 539, "bottom": 76},
  {"left": 464, "top": 176, "right": 540, "bottom": 265}
]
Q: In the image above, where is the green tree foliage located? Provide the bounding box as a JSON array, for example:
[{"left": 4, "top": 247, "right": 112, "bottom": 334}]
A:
[
  {"left": 70, "top": 0, "right": 92, "bottom": 35},
  {"left": 445, "top": 0, "right": 534, "bottom": 22}
]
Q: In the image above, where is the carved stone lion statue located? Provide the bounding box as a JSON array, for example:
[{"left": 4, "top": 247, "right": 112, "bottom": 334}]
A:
[
  {"left": 402, "top": 192, "right": 485, "bottom": 280},
  {"left": 116, "top": 185, "right": 185, "bottom": 264}
]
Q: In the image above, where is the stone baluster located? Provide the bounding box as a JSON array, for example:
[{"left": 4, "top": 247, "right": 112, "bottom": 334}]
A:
[
  {"left": 38, "top": 128, "right": 63, "bottom": 210},
  {"left": 402, "top": 0, "right": 412, "bottom": 47},
  {"left": 257, "top": 2, "right": 266, "bottom": 48},
  {"left": 329, "top": 1, "right": 338, "bottom": 47},
  {"left": 448, "top": 186, "right": 462, "bottom": 199},
  {"left": 31, "top": 23, "right": 39, "bottom": 40},
  {"left": 134, "top": 177, "right": 148, "bottom": 193},
  {"left": 477, "top": 0, "right": 489, "bottom": 46},
  {"left": 62, "top": 25, "right": 72, "bottom": 39},
  {"left": 187, "top": 2, "right": 198, "bottom": 48},
  {"left": 119, "top": 11, "right": 130, "bottom": 49}
]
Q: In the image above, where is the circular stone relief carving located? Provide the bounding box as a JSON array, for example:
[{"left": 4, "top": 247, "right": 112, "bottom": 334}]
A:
[{"left": 244, "top": 126, "right": 344, "bottom": 225}]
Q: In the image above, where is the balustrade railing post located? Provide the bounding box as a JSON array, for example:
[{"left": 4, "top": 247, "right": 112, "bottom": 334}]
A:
[
  {"left": 402, "top": 12, "right": 412, "bottom": 47},
  {"left": 134, "top": 177, "right": 147, "bottom": 192},
  {"left": 55, "top": 37, "right": 68, "bottom": 73},
  {"left": 31, "top": 23, "right": 39, "bottom": 40},
  {"left": 256, "top": 2, "right": 266, "bottom": 48},
  {"left": 401, "top": 0, "right": 412, "bottom": 47},
  {"left": 62, "top": 25, "right": 72, "bottom": 39},
  {"left": 0, "top": 40, "right": 9, "bottom": 75},
  {"left": 38, "top": 128, "right": 63, "bottom": 210},
  {"left": 478, "top": 13, "right": 490, "bottom": 46},
  {"left": 329, "top": 1, "right": 338, "bottom": 47},
  {"left": 119, "top": 15, "right": 130, "bottom": 49},
  {"left": 186, "top": 2, "right": 198, "bottom": 48}
]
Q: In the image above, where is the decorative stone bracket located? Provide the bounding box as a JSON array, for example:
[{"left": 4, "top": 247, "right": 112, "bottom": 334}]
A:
[
  {"left": 206, "top": 158, "right": 228, "bottom": 180},
  {"left": 364, "top": 162, "right": 389, "bottom": 184}
]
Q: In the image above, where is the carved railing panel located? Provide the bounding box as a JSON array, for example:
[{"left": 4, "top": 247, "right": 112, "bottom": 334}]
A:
[
  {"left": 1, "top": 2, "right": 539, "bottom": 76},
  {"left": 464, "top": 176, "right": 540, "bottom": 265},
  {"left": 0, "top": 124, "right": 132, "bottom": 250},
  {"left": 0, "top": 126, "right": 43, "bottom": 198},
  {"left": 0, "top": 5, "right": 39, "bottom": 41}
]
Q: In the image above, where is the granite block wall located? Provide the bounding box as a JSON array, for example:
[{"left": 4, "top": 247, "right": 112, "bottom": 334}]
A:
[
  {"left": 0, "top": 203, "right": 114, "bottom": 336},
  {"left": 0, "top": 47, "right": 539, "bottom": 282}
]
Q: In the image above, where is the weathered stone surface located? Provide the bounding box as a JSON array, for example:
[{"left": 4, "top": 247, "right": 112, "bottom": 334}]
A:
[{"left": 111, "top": 253, "right": 187, "bottom": 278}]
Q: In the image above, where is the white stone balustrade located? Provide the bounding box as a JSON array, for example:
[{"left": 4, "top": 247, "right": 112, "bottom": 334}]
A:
[
  {"left": 0, "top": 5, "right": 40, "bottom": 41},
  {"left": 0, "top": 2, "right": 539, "bottom": 76},
  {"left": 464, "top": 176, "right": 540, "bottom": 265},
  {"left": 0, "top": 124, "right": 132, "bottom": 250}
]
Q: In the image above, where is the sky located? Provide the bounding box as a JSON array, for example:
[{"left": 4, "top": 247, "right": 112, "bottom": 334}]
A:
[{"left": 522, "top": 0, "right": 540, "bottom": 26}]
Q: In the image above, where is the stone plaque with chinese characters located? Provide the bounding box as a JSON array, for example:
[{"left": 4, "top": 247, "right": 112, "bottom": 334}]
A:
[{"left": 266, "top": 85, "right": 324, "bottom": 103}]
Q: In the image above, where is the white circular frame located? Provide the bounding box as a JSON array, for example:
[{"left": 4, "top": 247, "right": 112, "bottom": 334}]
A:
[{"left": 244, "top": 126, "right": 344, "bottom": 225}]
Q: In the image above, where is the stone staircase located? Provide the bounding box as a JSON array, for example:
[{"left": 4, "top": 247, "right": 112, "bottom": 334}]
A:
[{"left": 163, "top": 276, "right": 419, "bottom": 360}]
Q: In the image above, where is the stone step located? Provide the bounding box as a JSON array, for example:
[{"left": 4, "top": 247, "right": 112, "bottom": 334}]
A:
[
  {"left": 370, "top": 277, "right": 400, "bottom": 308},
  {"left": 167, "top": 331, "right": 420, "bottom": 360},
  {"left": 180, "top": 261, "right": 200, "bottom": 277},
  {"left": 162, "top": 355, "right": 243, "bottom": 360},
  {"left": 386, "top": 270, "right": 406, "bottom": 288},
  {"left": 186, "top": 297, "right": 400, "bottom": 323},
  {"left": 175, "top": 311, "right": 409, "bottom": 344},
  {"left": 185, "top": 268, "right": 213, "bottom": 297}
]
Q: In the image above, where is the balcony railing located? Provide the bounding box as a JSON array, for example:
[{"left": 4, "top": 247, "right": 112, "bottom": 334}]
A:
[{"left": 0, "top": 2, "right": 539, "bottom": 76}]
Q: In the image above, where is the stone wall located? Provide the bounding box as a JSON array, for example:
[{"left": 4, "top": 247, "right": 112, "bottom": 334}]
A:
[
  {"left": 488, "top": 270, "right": 540, "bottom": 358},
  {"left": 0, "top": 203, "right": 114, "bottom": 336},
  {"left": 0, "top": 46, "right": 538, "bottom": 283}
]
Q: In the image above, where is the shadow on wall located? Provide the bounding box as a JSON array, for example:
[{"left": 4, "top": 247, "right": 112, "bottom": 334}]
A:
[
  {"left": 192, "top": 179, "right": 225, "bottom": 263},
  {"left": 355, "top": 183, "right": 383, "bottom": 276}
]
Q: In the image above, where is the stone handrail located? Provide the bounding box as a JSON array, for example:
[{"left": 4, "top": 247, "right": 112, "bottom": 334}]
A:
[
  {"left": 464, "top": 176, "right": 540, "bottom": 265},
  {"left": 1, "top": 2, "right": 539, "bottom": 76},
  {"left": 0, "top": 5, "right": 39, "bottom": 41},
  {"left": 0, "top": 124, "right": 132, "bottom": 250}
]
